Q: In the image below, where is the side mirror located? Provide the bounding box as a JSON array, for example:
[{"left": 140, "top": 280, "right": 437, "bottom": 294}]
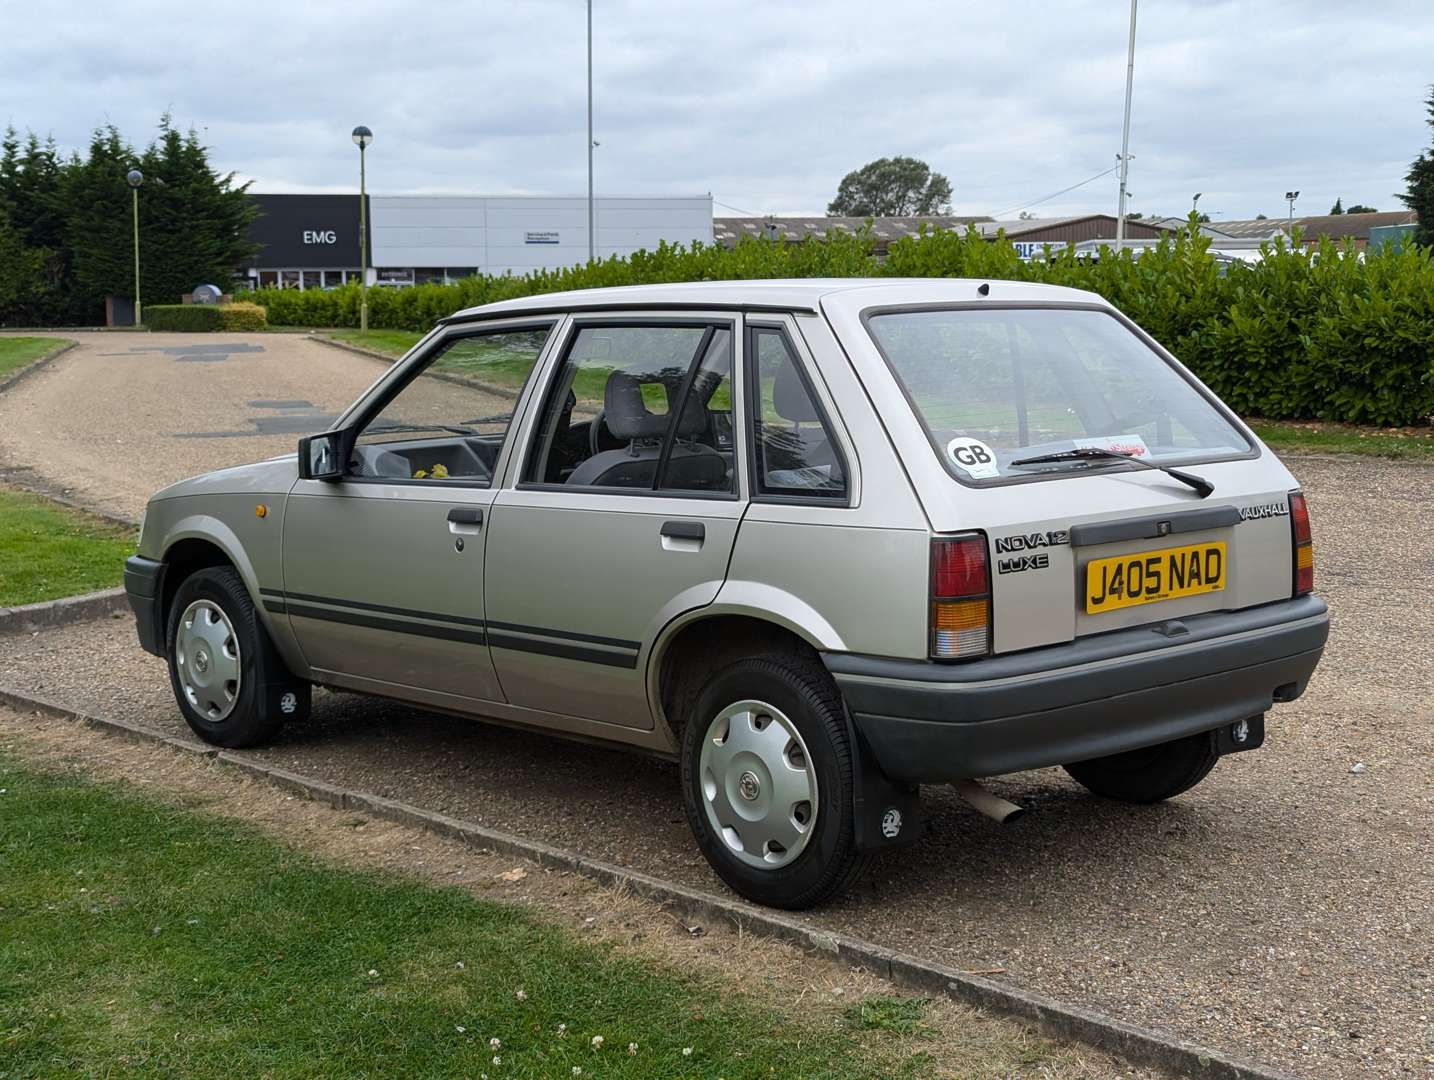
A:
[{"left": 297, "top": 431, "right": 345, "bottom": 481}]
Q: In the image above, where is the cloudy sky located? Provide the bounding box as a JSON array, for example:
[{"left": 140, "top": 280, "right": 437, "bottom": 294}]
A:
[{"left": 3, "top": 0, "right": 1430, "bottom": 222}]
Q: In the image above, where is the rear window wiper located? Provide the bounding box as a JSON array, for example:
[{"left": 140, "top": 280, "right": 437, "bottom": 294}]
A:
[{"left": 1009, "top": 446, "right": 1214, "bottom": 498}]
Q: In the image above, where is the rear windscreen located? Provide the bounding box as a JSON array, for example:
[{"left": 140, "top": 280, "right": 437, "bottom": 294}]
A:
[{"left": 865, "top": 306, "right": 1251, "bottom": 484}]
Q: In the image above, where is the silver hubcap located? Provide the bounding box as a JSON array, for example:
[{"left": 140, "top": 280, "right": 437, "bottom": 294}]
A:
[
  {"left": 698, "top": 699, "right": 818, "bottom": 869},
  {"left": 175, "top": 600, "right": 241, "bottom": 722}
]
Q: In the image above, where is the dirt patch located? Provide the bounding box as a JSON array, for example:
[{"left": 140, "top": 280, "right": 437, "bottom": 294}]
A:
[{"left": 0, "top": 705, "right": 1155, "bottom": 1079}]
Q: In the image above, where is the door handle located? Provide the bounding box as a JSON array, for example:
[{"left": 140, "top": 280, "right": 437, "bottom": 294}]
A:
[
  {"left": 447, "top": 507, "right": 484, "bottom": 526},
  {"left": 660, "top": 521, "right": 704, "bottom": 542}
]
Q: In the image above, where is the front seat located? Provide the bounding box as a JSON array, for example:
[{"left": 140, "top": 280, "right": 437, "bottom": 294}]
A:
[{"left": 566, "top": 371, "right": 726, "bottom": 489}]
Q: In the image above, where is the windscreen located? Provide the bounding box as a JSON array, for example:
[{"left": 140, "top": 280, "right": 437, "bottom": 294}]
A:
[{"left": 865, "top": 306, "right": 1251, "bottom": 483}]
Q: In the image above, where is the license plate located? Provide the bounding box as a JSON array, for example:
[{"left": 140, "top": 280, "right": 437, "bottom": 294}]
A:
[{"left": 1085, "top": 541, "right": 1226, "bottom": 615}]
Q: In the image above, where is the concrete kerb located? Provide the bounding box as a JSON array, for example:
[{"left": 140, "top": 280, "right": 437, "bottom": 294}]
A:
[
  {"left": 0, "top": 587, "right": 130, "bottom": 636},
  {"left": 0, "top": 339, "right": 77, "bottom": 395},
  {"left": 0, "top": 682, "right": 1304, "bottom": 1080}
]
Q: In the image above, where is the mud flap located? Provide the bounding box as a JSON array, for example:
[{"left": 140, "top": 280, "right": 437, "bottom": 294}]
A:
[
  {"left": 849, "top": 723, "right": 922, "bottom": 852},
  {"left": 1214, "top": 713, "right": 1265, "bottom": 756},
  {"left": 260, "top": 679, "right": 310, "bottom": 726}
]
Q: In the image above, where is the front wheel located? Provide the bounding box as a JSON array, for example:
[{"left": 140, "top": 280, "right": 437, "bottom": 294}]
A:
[
  {"left": 680, "top": 653, "right": 869, "bottom": 910},
  {"left": 1063, "top": 730, "right": 1220, "bottom": 804},
  {"left": 166, "top": 566, "right": 307, "bottom": 748}
]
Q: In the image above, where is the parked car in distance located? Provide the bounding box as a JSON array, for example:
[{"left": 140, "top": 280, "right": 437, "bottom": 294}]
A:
[{"left": 124, "top": 279, "right": 1329, "bottom": 909}]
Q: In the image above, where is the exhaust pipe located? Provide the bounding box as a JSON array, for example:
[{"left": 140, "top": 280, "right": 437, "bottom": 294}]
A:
[{"left": 953, "top": 779, "right": 1026, "bottom": 824}]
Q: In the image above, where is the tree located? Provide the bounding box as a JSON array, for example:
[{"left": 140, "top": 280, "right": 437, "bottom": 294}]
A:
[
  {"left": 1346, "top": 204, "right": 1378, "bottom": 214},
  {"left": 1255, "top": 213, "right": 1268, "bottom": 220},
  {"left": 1329, "top": 197, "right": 1344, "bottom": 214},
  {"left": 1400, "top": 87, "right": 1434, "bottom": 246},
  {"left": 54, "top": 117, "right": 257, "bottom": 322},
  {"left": 827, "top": 156, "right": 952, "bottom": 216}
]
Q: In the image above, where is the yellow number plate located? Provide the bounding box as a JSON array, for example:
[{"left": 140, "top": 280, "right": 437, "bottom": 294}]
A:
[{"left": 1085, "top": 541, "right": 1226, "bottom": 615}]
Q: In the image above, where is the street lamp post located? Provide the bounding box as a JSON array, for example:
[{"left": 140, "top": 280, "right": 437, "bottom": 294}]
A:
[
  {"left": 1192, "top": 192, "right": 1203, "bottom": 218},
  {"left": 126, "top": 169, "right": 144, "bottom": 326},
  {"left": 352, "top": 126, "right": 373, "bottom": 333},
  {"left": 1284, "top": 190, "right": 1299, "bottom": 234}
]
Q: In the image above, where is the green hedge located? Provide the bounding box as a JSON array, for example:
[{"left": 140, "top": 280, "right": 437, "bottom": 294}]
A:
[
  {"left": 218, "top": 301, "right": 266, "bottom": 331},
  {"left": 143, "top": 302, "right": 267, "bottom": 332},
  {"left": 243, "top": 226, "right": 1434, "bottom": 426},
  {"left": 143, "top": 304, "right": 223, "bottom": 331}
]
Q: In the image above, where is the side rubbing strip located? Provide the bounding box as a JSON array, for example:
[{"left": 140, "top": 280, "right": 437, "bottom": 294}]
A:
[
  {"left": 283, "top": 602, "right": 488, "bottom": 646},
  {"left": 261, "top": 589, "right": 639, "bottom": 667}
]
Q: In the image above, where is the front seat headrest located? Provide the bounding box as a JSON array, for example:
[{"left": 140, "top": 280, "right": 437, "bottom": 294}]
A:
[{"left": 605, "top": 371, "right": 707, "bottom": 442}]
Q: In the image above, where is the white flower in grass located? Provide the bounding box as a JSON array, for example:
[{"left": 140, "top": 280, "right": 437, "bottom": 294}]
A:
[
  {"left": 572, "top": 1069, "right": 582, "bottom": 1077},
  {"left": 492, "top": 1055, "right": 501, "bottom": 1066},
  {"left": 455, "top": 1026, "right": 465, "bottom": 1034},
  {"left": 489, "top": 1037, "right": 501, "bottom": 1051},
  {"left": 591, "top": 1035, "right": 604, "bottom": 1050},
  {"left": 456, "top": 961, "right": 465, "bottom": 970},
  {"left": 515, "top": 988, "right": 526, "bottom": 1001},
  {"left": 682, "top": 1046, "right": 693, "bottom": 1056},
  {"left": 628, "top": 1042, "right": 638, "bottom": 1055},
  {"left": 367, "top": 969, "right": 379, "bottom": 978},
  {"left": 557, "top": 1022, "right": 568, "bottom": 1036}
]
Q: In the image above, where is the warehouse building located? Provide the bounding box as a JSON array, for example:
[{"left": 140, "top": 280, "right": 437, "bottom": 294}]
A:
[{"left": 241, "top": 193, "right": 713, "bottom": 289}]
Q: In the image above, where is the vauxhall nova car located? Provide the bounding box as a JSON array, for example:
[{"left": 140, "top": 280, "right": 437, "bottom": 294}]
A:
[{"left": 124, "top": 279, "right": 1329, "bottom": 909}]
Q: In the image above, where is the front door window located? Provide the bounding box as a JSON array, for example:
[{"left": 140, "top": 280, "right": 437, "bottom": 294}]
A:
[{"left": 352, "top": 327, "right": 551, "bottom": 484}]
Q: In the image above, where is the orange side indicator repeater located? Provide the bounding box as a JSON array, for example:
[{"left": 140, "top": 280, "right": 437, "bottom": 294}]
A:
[{"left": 255, "top": 504, "right": 268, "bottom": 518}]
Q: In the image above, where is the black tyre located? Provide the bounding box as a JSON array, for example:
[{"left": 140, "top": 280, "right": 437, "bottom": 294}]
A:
[
  {"left": 1063, "top": 730, "right": 1220, "bottom": 804},
  {"left": 680, "top": 653, "right": 870, "bottom": 910},
  {"left": 165, "top": 566, "right": 307, "bottom": 748}
]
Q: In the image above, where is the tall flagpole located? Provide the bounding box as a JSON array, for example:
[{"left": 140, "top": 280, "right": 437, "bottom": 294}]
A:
[
  {"left": 587, "top": 0, "right": 595, "bottom": 262},
  {"left": 1114, "top": 0, "right": 1137, "bottom": 247}
]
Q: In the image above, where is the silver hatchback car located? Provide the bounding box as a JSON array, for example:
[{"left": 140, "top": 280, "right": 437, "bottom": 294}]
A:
[{"left": 125, "top": 279, "right": 1329, "bottom": 909}]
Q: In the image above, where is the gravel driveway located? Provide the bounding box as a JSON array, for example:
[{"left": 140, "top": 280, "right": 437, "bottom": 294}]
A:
[
  {"left": 0, "top": 331, "right": 384, "bottom": 521},
  {"left": 0, "top": 334, "right": 1429, "bottom": 1077}
]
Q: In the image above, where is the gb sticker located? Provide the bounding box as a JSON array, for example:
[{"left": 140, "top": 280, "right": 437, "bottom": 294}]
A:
[{"left": 946, "top": 437, "right": 1000, "bottom": 479}]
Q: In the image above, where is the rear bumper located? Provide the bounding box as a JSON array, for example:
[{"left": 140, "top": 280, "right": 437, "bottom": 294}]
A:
[
  {"left": 123, "top": 555, "right": 166, "bottom": 657},
  {"left": 824, "top": 595, "right": 1329, "bottom": 783}
]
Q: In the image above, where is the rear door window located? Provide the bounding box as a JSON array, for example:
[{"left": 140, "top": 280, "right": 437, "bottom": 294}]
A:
[{"left": 748, "top": 327, "right": 847, "bottom": 500}]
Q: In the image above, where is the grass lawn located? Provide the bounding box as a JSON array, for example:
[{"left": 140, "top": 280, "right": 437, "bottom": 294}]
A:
[
  {"left": 0, "top": 337, "right": 71, "bottom": 382},
  {"left": 0, "top": 755, "right": 965, "bottom": 1080},
  {"left": 1251, "top": 419, "right": 1434, "bottom": 461},
  {"left": 0, "top": 487, "right": 135, "bottom": 606},
  {"left": 324, "top": 328, "right": 425, "bottom": 358}
]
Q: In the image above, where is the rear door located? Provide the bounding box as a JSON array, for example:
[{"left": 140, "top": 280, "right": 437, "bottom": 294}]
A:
[{"left": 483, "top": 313, "right": 746, "bottom": 728}]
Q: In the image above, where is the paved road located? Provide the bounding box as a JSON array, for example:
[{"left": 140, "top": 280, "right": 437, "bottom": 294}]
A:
[
  {"left": 0, "top": 331, "right": 384, "bottom": 520},
  {"left": 0, "top": 332, "right": 1429, "bottom": 1078}
]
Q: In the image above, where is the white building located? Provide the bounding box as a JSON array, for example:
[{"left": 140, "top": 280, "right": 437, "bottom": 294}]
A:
[{"left": 242, "top": 193, "right": 713, "bottom": 289}]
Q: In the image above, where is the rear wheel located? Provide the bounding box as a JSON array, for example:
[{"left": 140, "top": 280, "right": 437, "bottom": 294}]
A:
[
  {"left": 1063, "top": 730, "right": 1220, "bottom": 804},
  {"left": 166, "top": 566, "right": 306, "bottom": 748},
  {"left": 680, "top": 653, "right": 869, "bottom": 909}
]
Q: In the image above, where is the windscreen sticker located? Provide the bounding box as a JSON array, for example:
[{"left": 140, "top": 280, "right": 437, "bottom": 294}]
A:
[
  {"left": 946, "top": 437, "right": 1001, "bottom": 478},
  {"left": 1073, "top": 433, "right": 1150, "bottom": 458}
]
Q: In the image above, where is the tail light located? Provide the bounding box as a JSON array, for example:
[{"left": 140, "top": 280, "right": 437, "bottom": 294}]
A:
[
  {"left": 930, "top": 534, "right": 991, "bottom": 659},
  {"left": 1289, "top": 490, "right": 1314, "bottom": 595}
]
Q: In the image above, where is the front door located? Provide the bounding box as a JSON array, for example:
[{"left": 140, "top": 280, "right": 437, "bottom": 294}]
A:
[
  {"left": 279, "top": 321, "right": 556, "bottom": 704},
  {"left": 484, "top": 316, "right": 746, "bottom": 728}
]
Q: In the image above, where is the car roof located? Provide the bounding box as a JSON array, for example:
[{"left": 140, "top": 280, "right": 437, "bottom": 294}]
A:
[{"left": 443, "top": 278, "right": 1109, "bottom": 324}]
